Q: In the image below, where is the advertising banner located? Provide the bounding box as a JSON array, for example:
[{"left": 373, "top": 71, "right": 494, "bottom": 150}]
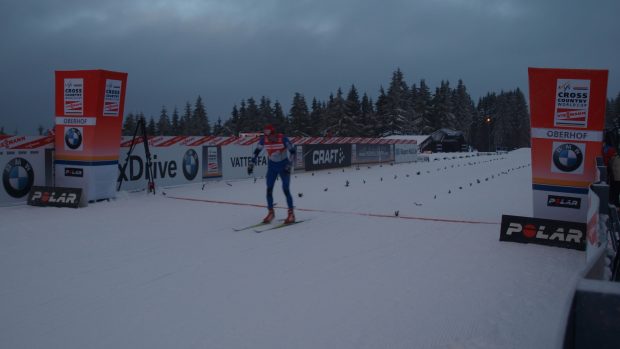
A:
[
  {"left": 203, "top": 146, "right": 222, "bottom": 179},
  {"left": 0, "top": 136, "right": 54, "bottom": 206},
  {"left": 528, "top": 68, "right": 608, "bottom": 222},
  {"left": 54, "top": 70, "right": 128, "bottom": 202},
  {"left": 27, "top": 186, "right": 82, "bottom": 208},
  {"left": 304, "top": 144, "right": 352, "bottom": 171},
  {"left": 221, "top": 144, "right": 268, "bottom": 179},
  {"left": 500, "top": 214, "right": 586, "bottom": 251},
  {"left": 117, "top": 145, "right": 203, "bottom": 191}
]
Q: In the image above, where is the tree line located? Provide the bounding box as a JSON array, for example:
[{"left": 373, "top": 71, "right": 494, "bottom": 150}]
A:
[
  {"left": 122, "top": 69, "right": 535, "bottom": 151},
  {"left": 4, "top": 69, "right": 619, "bottom": 153}
]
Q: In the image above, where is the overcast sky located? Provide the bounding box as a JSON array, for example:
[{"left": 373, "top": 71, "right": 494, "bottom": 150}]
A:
[{"left": 0, "top": 0, "right": 618, "bottom": 134}]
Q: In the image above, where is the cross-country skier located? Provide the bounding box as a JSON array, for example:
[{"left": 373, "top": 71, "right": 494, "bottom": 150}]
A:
[{"left": 247, "top": 124, "right": 296, "bottom": 224}]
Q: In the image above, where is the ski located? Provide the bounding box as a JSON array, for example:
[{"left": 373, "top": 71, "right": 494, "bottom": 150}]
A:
[
  {"left": 233, "top": 221, "right": 271, "bottom": 232},
  {"left": 232, "top": 218, "right": 286, "bottom": 232},
  {"left": 253, "top": 219, "right": 308, "bottom": 233}
]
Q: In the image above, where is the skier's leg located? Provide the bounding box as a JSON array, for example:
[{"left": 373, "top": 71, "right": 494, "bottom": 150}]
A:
[
  {"left": 280, "top": 169, "right": 294, "bottom": 209},
  {"left": 265, "top": 167, "right": 277, "bottom": 209}
]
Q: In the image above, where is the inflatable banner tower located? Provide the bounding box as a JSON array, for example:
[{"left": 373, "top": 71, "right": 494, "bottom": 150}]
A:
[{"left": 54, "top": 70, "right": 128, "bottom": 202}]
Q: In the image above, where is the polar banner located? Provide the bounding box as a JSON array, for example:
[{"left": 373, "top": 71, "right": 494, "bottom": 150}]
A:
[
  {"left": 27, "top": 186, "right": 82, "bottom": 208},
  {"left": 352, "top": 144, "right": 393, "bottom": 164},
  {"left": 394, "top": 144, "right": 419, "bottom": 163},
  {"left": 304, "top": 144, "right": 352, "bottom": 171},
  {"left": 117, "top": 145, "right": 202, "bottom": 191},
  {"left": 221, "top": 144, "right": 268, "bottom": 179},
  {"left": 528, "top": 68, "right": 608, "bottom": 223},
  {"left": 500, "top": 214, "right": 586, "bottom": 251}
]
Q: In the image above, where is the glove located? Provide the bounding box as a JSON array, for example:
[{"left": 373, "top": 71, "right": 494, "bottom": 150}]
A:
[
  {"left": 284, "top": 164, "right": 291, "bottom": 174},
  {"left": 247, "top": 162, "right": 254, "bottom": 175}
]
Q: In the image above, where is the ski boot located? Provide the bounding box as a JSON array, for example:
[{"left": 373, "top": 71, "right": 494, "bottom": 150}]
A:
[
  {"left": 263, "top": 209, "right": 275, "bottom": 224},
  {"left": 284, "top": 208, "right": 295, "bottom": 224}
]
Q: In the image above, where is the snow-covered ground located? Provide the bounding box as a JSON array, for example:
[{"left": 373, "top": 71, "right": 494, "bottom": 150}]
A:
[{"left": 0, "top": 149, "right": 584, "bottom": 348}]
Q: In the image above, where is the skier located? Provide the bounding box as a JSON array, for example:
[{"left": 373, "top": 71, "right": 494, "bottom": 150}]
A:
[{"left": 247, "top": 124, "right": 296, "bottom": 224}]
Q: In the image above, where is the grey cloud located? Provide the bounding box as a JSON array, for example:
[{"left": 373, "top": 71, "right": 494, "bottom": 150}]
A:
[{"left": 0, "top": 0, "right": 618, "bottom": 133}]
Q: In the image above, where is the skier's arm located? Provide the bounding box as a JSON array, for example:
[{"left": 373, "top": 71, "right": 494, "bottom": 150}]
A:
[
  {"left": 283, "top": 137, "right": 296, "bottom": 172},
  {"left": 251, "top": 136, "right": 265, "bottom": 164},
  {"left": 248, "top": 136, "right": 264, "bottom": 175}
]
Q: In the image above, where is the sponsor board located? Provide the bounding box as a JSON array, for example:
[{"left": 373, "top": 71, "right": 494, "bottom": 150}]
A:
[
  {"left": 529, "top": 68, "right": 608, "bottom": 222},
  {"left": 550, "top": 142, "right": 585, "bottom": 174},
  {"left": 304, "top": 144, "right": 352, "bottom": 171},
  {"left": 554, "top": 79, "right": 590, "bottom": 128},
  {"left": 27, "top": 186, "right": 82, "bottom": 208},
  {"left": 103, "top": 79, "right": 122, "bottom": 116},
  {"left": 221, "top": 144, "right": 268, "bottom": 179},
  {"left": 117, "top": 146, "right": 203, "bottom": 190},
  {"left": 64, "top": 127, "right": 84, "bottom": 151},
  {"left": 64, "top": 78, "right": 83, "bottom": 115},
  {"left": 547, "top": 195, "right": 581, "bottom": 209},
  {"left": 55, "top": 70, "right": 128, "bottom": 202},
  {"left": 55, "top": 117, "right": 97, "bottom": 126},
  {"left": 0, "top": 137, "right": 55, "bottom": 206},
  {"left": 500, "top": 214, "right": 586, "bottom": 251},
  {"left": 203, "top": 146, "right": 222, "bottom": 178},
  {"left": 2, "top": 157, "right": 35, "bottom": 199},
  {"left": 64, "top": 167, "right": 84, "bottom": 177}
]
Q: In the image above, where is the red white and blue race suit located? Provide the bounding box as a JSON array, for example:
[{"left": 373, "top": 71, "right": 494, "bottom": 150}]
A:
[{"left": 252, "top": 134, "right": 296, "bottom": 209}]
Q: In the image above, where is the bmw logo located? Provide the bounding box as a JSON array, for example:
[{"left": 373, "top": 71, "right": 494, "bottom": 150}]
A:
[
  {"left": 553, "top": 143, "right": 583, "bottom": 172},
  {"left": 64, "top": 127, "right": 83, "bottom": 150},
  {"left": 2, "top": 157, "right": 35, "bottom": 198},
  {"left": 182, "top": 149, "right": 199, "bottom": 180}
]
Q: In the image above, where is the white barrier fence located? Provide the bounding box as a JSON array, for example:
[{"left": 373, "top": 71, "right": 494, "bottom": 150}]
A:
[{"left": 1, "top": 135, "right": 421, "bottom": 205}]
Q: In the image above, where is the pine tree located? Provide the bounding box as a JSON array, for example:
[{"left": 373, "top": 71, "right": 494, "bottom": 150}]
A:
[
  {"left": 273, "top": 100, "right": 288, "bottom": 134},
  {"left": 245, "top": 97, "right": 260, "bottom": 132},
  {"left": 360, "top": 93, "right": 376, "bottom": 137},
  {"left": 171, "top": 107, "right": 180, "bottom": 135},
  {"left": 157, "top": 105, "right": 171, "bottom": 136},
  {"left": 324, "top": 89, "right": 348, "bottom": 136},
  {"left": 414, "top": 79, "right": 434, "bottom": 134},
  {"left": 213, "top": 117, "right": 225, "bottom": 135},
  {"left": 193, "top": 96, "right": 210, "bottom": 135},
  {"left": 476, "top": 93, "right": 497, "bottom": 151},
  {"left": 181, "top": 102, "right": 192, "bottom": 135},
  {"left": 513, "top": 88, "right": 530, "bottom": 148},
  {"left": 309, "top": 98, "right": 324, "bottom": 136},
  {"left": 614, "top": 92, "right": 620, "bottom": 127},
  {"left": 289, "top": 93, "right": 311, "bottom": 136},
  {"left": 473, "top": 89, "right": 529, "bottom": 151},
  {"left": 430, "top": 81, "right": 456, "bottom": 131},
  {"left": 451, "top": 79, "right": 475, "bottom": 142},
  {"left": 146, "top": 116, "right": 157, "bottom": 136},
  {"left": 605, "top": 98, "right": 615, "bottom": 130},
  {"left": 341, "top": 85, "right": 363, "bottom": 136},
  {"left": 259, "top": 96, "right": 274, "bottom": 128},
  {"left": 225, "top": 104, "right": 240, "bottom": 135},
  {"left": 384, "top": 69, "right": 413, "bottom": 135},
  {"left": 238, "top": 100, "right": 248, "bottom": 133},
  {"left": 375, "top": 87, "right": 389, "bottom": 136},
  {"left": 122, "top": 113, "right": 137, "bottom": 136}
]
